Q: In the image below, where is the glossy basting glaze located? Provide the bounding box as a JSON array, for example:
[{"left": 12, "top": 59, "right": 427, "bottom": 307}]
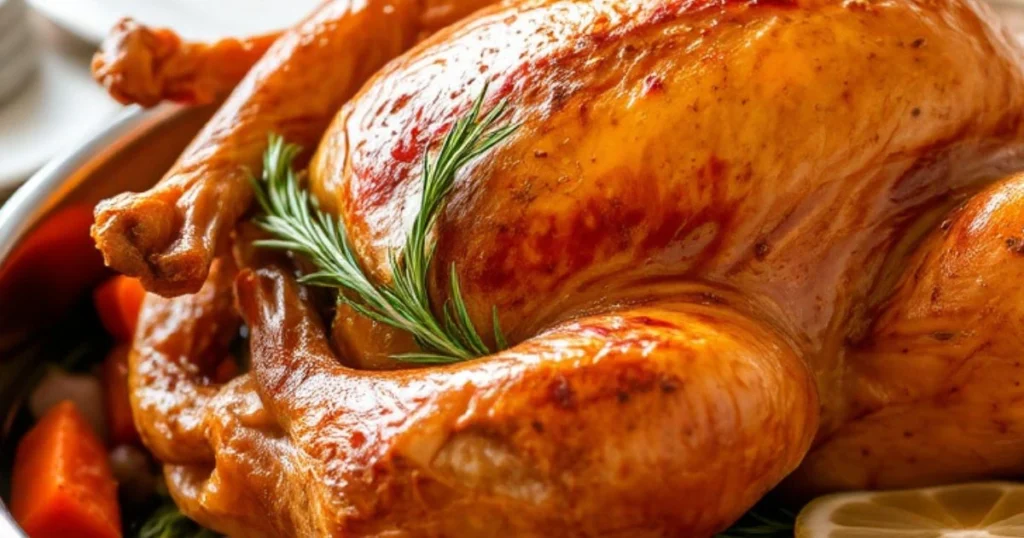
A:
[
  {"left": 88, "top": 0, "right": 1024, "bottom": 535},
  {"left": 90, "top": 0, "right": 495, "bottom": 297}
]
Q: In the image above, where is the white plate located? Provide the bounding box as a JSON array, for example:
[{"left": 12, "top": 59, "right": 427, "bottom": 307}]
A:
[
  {"left": 0, "top": 16, "right": 121, "bottom": 189},
  {"left": 26, "top": 0, "right": 322, "bottom": 44},
  {"left": 2, "top": 0, "right": 322, "bottom": 190},
  {"left": 0, "top": 0, "right": 35, "bottom": 106}
]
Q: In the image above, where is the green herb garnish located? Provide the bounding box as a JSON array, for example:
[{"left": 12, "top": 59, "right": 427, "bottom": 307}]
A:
[
  {"left": 138, "top": 502, "right": 221, "bottom": 538},
  {"left": 716, "top": 505, "right": 796, "bottom": 537},
  {"left": 250, "top": 85, "right": 517, "bottom": 363}
]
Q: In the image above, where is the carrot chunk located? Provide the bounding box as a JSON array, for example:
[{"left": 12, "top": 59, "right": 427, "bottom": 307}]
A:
[
  {"left": 0, "top": 206, "right": 106, "bottom": 331},
  {"left": 11, "top": 401, "right": 122, "bottom": 538},
  {"left": 103, "top": 345, "right": 140, "bottom": 446},
  {"left": 94, "top": 275, "right": 146, "bottom": 341}
]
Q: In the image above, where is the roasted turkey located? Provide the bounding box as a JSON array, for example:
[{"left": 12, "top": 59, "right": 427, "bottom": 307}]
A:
[{"left": 89, "top": 0, "right": 1024, "bottom": 535}]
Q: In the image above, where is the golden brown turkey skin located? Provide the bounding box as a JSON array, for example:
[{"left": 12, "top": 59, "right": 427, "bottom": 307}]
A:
[
  {"left": 315, "top": 0, "right": 1024, "bottom": 378},
  {"left": 90, "top": 0, "right": 499, "bottom": 297},
  {"left": 786, "top": 171, "right": 1024, "bottom": 494},
  {"left": 91, "top": 0, "right": 423, "bottom": 296},
  {"left": 115, "top": 0, "right": 1024, "bottom": 535},
  {"left": 129, "top": 256, "right": 239, "bottom": 464},
  {"left": 224, "top": 265, "right": 818, "bottom": 537},
  {"left": 92, "top": 18, "right": 280, "bottom": 107}
]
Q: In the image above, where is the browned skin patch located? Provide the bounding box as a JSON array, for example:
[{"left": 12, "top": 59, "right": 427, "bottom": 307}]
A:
[
  {"left": 119, "top": 0, "right": 1024, "bottom": 535},
  {"left": 787, "top": 175, "right": 1024, "bottom": 495},
  {"left": 90, "top": 0, "right": 499, "bottom": 296}
]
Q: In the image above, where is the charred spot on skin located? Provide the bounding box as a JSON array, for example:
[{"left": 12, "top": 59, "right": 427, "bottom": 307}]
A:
[
  {"left": 931, "top": 331, "right": 955, "bottom": 341},
  {"left": 660, "top": 378, "right": 680, "bottom": 394},
  {"left": 550, "top": 376, "right": 577, "bottom": 410},
  {"left": 911, "top": 107, "right": 921, "bottom": 118},
  {"left": 617, "top": 391, "right": 631, "bottom": 404},
  {"left": 911, "top": 38, "right": 925, "bottom": 48},
  {"left": 1005, "top": 237, "right": 1024, "bottom": 255},
  {"left": 531, "top": 420, "right": 544, "bottom": 433},
  {"left": 754, "top": 240, "right": 770, "bottom": 260}
]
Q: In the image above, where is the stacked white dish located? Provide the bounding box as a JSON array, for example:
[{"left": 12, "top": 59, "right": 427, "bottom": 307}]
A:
[
  {"left": 988, "top": 0, "right": 1024, "bottom": 34},
  {"left": 0, "top": 0, "right": 122, "bottom": 190},
  {"left": 0, "top": 0, "right": 38, "bottom": 105}
]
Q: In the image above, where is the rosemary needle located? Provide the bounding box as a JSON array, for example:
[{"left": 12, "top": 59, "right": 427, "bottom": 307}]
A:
[
  {"left": 250, "top": 85, "right": 518, "bottom": 363},
  {"left": 715, "top": 505, "right": 796, "bottom": 538},
  {"left": 139, "top": 502, "right": 221, "bottom": 538}
]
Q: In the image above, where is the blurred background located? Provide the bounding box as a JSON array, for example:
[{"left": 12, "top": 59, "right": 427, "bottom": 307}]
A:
[
  {"left": 0, "top": 0, "right": 319, "bottom": 200},
  {"left": 0, "top": 0, "right": 1022, "bottom": 201}
]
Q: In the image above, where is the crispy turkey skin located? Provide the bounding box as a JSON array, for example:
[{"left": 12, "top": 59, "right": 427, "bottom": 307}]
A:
[{"left": 88, "top": 0, "right": 1024, "bottom": 535}]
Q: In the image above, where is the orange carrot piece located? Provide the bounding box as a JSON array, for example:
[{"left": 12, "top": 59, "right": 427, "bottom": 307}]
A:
[
  {"left": 0, "top": 206, "right": 106, "bottom": 332},
  {"left": 11, "top": 401, "right": 122, "bottom": 538},
  {"left": 103, "top": 345, "right": 140, "bottom": 446},
  {"left": 94, "top": 275, "right": 146, "bottom": 341}
]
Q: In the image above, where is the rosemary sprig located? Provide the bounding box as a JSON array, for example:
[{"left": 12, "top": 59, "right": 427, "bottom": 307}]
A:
[
  {"left": 250, "top": 86, "right": 517, "bottom": 363},
  {"left": 138, "top": 502, "right": 221, "bottom": 538},
  {"left": 715, "top": 505, "right": 796, "bottom": 538}
]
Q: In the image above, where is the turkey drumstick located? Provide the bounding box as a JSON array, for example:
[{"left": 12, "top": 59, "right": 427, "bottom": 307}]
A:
[
  {"left": 92, "top": 18, "right": 280, "bottom": 107},
  {"left": 128, "top": 256, "right": 240, "bottom": 464},
  {"left": 215, "top": 264, "right": 817, "bottom": 537}
]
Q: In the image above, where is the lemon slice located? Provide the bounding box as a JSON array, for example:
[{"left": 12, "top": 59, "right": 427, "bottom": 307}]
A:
[{"left": 795, "top": 482, "right": 1024, "bottom": 537}]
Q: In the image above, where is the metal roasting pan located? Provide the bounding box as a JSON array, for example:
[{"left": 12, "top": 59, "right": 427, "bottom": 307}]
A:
[{"left": 0, "top": 103, "right": 217, "bottom": 537}]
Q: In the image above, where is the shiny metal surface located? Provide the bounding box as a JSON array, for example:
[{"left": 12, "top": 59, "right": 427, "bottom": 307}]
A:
[
  {"left": 0, "top": 106, "right": 164, "bottom": 264},
  {"left": 0, "top": 102, "right": 214, "bottom": 537}
]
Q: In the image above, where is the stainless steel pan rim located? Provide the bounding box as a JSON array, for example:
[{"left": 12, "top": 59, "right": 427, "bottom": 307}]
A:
[
  {"left": 0, "top": 104, "right": 178, "bottom": 265},
  {"left": 0, "top": 488, "right": 19, "bottom": 536},
  {"left": 0, "top": 103, "right": 181, "bottom": 538}
]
